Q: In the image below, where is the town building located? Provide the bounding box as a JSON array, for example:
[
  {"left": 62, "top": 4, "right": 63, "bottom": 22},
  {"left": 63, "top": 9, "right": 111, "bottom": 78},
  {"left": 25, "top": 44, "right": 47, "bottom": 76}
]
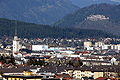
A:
[{"left": 13, "top": 36, "right": 22, "bottom": 56}]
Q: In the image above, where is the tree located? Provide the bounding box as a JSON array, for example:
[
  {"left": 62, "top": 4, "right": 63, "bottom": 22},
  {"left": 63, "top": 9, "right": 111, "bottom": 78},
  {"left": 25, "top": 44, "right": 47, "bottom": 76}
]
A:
[{"left": 67, "top": 58, "right": 83, "bottom": 67}]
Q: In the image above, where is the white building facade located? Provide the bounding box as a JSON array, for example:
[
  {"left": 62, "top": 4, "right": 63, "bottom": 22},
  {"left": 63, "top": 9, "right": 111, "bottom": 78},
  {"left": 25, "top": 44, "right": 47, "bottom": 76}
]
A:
[{"left": 13, "top": 36, "right": 22, "bottom": 56}]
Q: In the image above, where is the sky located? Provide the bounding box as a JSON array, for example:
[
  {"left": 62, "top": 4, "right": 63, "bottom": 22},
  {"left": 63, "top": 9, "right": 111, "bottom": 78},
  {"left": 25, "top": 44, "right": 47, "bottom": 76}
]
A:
[{"left": 111, "top": 0, "right": 120, "bottom": 2}]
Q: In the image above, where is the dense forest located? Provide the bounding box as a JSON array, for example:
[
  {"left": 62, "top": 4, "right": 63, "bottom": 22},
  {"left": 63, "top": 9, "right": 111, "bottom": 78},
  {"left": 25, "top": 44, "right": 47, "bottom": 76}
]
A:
[{"left": 0, "top": 18, "right": 116, "bottom": 38}]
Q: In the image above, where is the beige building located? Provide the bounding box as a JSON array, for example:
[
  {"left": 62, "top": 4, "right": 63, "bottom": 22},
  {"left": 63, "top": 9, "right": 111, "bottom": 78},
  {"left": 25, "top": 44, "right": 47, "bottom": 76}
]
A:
[
  {"left": 84, "top": 41, "right": 92, "bottom": 49},
  {"left": 66, "top": 69, "right": 118, "bottom": 79},
  {"left": 93, "top": 72, "right": 104, "bottom": 79},
  {"left": 67, "top": 69, "right": 103, "bottom": 79},
  {"left": 95, "top": 42, "right": 104, "bottom": 47}
]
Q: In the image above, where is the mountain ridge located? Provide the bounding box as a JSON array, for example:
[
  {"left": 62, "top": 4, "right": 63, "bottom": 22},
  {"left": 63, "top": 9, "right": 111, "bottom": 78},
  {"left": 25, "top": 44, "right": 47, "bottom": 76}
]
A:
[
  {"left": 0, "top": 18, "right": 116, "bottom": 38},
  {"left": 0, "top": 0, "right": 78, "bottom": 24},
  {"left": 70, "top": 0, "right": 119, "bottom": 7},
  {"left": 54, "top": 4, "right": 120, "bottom": 35}
]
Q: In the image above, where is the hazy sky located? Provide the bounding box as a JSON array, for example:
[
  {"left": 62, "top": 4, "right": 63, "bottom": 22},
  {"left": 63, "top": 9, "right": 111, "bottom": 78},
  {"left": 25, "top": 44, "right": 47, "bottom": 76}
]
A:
[{"left": 111, "top": 0, "right": 120, "bottom": 2}]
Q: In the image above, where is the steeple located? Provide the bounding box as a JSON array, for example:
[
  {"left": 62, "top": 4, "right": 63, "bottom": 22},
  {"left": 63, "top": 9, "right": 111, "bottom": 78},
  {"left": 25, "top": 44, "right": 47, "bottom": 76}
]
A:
[
  {"left": 13, "top": 21, "right": 19, "bottom": 41},
  {"left": 15, "top": 20, "right": 17, "bottom": 36},
  {"left": 13, "top": 20, "right": 21, "bottom": 56}
]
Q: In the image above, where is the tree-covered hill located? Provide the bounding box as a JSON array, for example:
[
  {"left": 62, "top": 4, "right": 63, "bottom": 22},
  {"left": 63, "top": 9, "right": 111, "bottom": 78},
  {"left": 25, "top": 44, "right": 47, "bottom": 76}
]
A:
[
  {"left": 0, "top": 18, "right": 116, "bottom": 38},
  {"left": 0, "top": 0, "right": 78, "bottom": 24},
  {"left": 54, "top": 4, "right": 120, "bottom": 35}
]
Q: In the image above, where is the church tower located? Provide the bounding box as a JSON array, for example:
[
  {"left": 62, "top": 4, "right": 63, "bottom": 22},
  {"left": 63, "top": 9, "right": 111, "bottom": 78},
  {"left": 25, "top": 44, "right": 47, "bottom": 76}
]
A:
[
  {"left": 12, "top": 21, "right": 21, "bottom": 56},
  {"left": 13, "top": 35, "right": 21, "bottom": 54}
]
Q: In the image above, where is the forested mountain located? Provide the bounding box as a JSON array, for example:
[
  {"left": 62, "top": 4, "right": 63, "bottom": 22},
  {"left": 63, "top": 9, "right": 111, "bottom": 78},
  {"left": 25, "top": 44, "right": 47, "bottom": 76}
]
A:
[
  {"left": 70, "top": 0, "right": 119, "bottom": 7},
  {"left": 54, "top": 4, "right": 120, "bottom": 35},
  {"left": 0, "top": 18, "right": 116, "bottom": 38},
  {"left": 0, "top": 0, "right": 78, "bottom": 24}
]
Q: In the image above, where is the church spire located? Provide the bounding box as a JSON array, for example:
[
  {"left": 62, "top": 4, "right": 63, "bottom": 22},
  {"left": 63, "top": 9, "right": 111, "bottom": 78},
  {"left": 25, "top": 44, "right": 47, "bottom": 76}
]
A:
[
  {"left": 14, "top": 20, "right": 18, "bottom": 41},
  {"left": 15, "top": 20, "right": 17, "bottom": 36}
]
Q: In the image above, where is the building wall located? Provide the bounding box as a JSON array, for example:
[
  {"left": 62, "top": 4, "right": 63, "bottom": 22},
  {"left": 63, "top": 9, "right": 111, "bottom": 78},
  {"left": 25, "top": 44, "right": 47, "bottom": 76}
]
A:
[
  {"left": 83, "top": 71, "right": 93, "bottom": 77},
  {"left": 67, "top": 70, "right": 105, "bottom": 79},
  {"left": 95, "top": 42, "right": 104, "bottom": 47},
  {"left": 73, "top": 70, "right": 81, "bottom": 79},
  {"left": 68, "top": 70, "right": 93, "bottom": 79},
  {"left": 13, "top": 36, "right": 22, "bottom": 55},
  {"left": 94, "top": 72, "right": 103, "bottom": 79},
  {"left": 32, "top": 45, "right": 48, "bottom": 51},
  {"left": 13, "top": 40, "right": 20, "bottom": 53},
  {"left": 3, "top": 78, "right": 42, "bottom": 80},
  {"left": 84, "top": 42, "right": 92, "bottom": 49}
]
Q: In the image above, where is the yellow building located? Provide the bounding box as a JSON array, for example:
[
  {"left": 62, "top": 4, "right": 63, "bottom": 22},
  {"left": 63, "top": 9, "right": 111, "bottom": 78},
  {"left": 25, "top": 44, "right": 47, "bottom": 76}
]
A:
[
  {"left": 2, "top": 71, "right": 57, "bottom": 80},
  {"left": 23, "top": 71, "right": 32, "bottom": 76},
  {"left": 93, "top": 72, "right": 104, "bottom": 79}
]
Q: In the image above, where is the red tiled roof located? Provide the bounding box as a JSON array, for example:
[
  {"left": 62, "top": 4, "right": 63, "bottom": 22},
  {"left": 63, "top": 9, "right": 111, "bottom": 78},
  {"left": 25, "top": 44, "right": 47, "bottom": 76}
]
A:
[
  {"left": 55, "top": 74, "right": 73, "bottom": 80},
  {"left": 95, "top": 77, "right": 117, "bottom": 80}
]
